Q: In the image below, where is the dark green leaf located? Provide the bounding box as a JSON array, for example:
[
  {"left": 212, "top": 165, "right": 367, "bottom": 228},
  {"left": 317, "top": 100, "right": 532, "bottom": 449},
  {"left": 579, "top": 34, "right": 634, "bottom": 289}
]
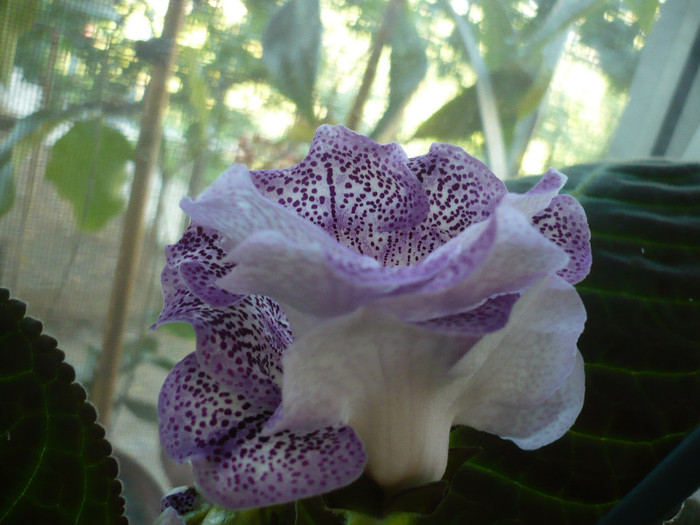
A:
[
  {"left": 0, "top": 288, "right": 127, "bottom": 525},
  {"left": 371, "top": 5, "right": 428, "bottom": 139},
  {"left": 294, "top": 497, "right": 345, "bottom": 525},
  {"left": 596, "top": 425, "right": 700, "bottom": 525},
  {"left": 122, "top": 398, "right": 159, "bottom": 423},
  {"left": 262, "top": 0, "right": 321, "bottom": 121},
  {"left": 418, "top": 162, "right": 700, "bottom": 525},
  {"left": 323, "top": 473, "right": 448, "bottom": 519},
  {"left": 45, "top": 119, "right": 133, "bottom": 231},
  {"left": 324, "top": 474, "right": 384, "bottom": 518}
]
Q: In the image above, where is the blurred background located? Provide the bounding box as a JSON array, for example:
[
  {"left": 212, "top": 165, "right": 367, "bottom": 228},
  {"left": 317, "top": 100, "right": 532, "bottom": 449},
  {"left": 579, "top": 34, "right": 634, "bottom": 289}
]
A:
[{"left": 1, "top": 0, "right": 699, "bottom": 522}]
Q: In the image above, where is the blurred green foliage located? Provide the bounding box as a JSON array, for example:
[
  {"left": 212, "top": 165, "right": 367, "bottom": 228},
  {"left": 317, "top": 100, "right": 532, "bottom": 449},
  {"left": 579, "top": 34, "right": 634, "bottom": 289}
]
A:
[{"left": 1, "top": 0, "right": 657, "bottom": 225}]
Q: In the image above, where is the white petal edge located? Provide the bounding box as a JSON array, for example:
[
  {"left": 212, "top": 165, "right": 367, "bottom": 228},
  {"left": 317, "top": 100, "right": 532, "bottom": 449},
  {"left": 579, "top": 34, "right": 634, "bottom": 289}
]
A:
[{"left": 451, "top": 273, "right": 586, "bottom": 434}]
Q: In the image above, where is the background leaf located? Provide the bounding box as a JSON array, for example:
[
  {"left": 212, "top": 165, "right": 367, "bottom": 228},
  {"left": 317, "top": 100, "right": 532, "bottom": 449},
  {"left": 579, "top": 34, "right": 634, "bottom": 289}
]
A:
[
  {"left": 0, "top": 0, "right": 41, "bottom": 84},
  {"left": 45, "top": 119, "right": 133, "bottom": 231},
  {"left": 262, "top": 0, "right": 321, "bottom": 121},
  {"left": 294, "top": 497, "right": 345, "bottom": 525},
  {"left": 0, "top": 164, "right": 15, "bottom": 216},
  {"left": 417, "top": 161, "right": 700, "bottom": 524},
  {"left": 371, "top": 5, "right": 428, "bottom": 140},
  {"left": 0, "top": 107, "right": 86, "bottom": 218},
  {"left": 0, "top": 288, "right": 127, "bottom": 525},
  {"left": 623, "top": 0, "right": 660, "bottom": 33},
  {"left": 413, "top": 68, "right": 533, "bottom": 145},
  {"left": 122, "top": 398, "right": 159, "bottom": 424}
]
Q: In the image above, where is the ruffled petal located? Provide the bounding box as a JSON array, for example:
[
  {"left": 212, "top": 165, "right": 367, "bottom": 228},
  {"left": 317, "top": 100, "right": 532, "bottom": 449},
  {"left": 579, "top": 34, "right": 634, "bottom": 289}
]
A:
[
  {"left": 214, "top": 201, "right": 568, "bottom": 333},
  {"left": 165, "top": 223, "right": 240, "bottom": 306},
  {"left": 503, "top": 168, "right": 567, "bottom": 217},
  {"left": 372, "top": 204, "right": 570, "bottom": 322},
  {"left": 155, "top": 276, "right": 289, "bottom": 409},
  {"left": 266, "top": 308, "right": 470, "bottom": 489},
  {"left": 532, "top": 194, "right": 592, "bottom": 284},
  {"left": 462, "top": 351, "right": 585, "bottom": 449},
  {"left": 159, "top": 354, "right": 366, "bottom": 509},
  {"left": 181, "top": 164, "right": 346, "bottom": 250},
  {"left": 451, "top": 274, "right": 586, "bottom": 436},
  {"left": 400, "top": 143, "right": 507, "bottom": 264},
  {"left": 251, "top": 125, "right": 430, "bottom": 252},
  {"left": 414, "top": 293, "right": 519, "bottom": 335}
]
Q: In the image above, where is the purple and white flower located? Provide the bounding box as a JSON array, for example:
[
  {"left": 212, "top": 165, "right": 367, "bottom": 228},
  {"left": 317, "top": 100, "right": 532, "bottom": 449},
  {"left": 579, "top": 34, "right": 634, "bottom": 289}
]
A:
[{"left": 156, "top": 125, "right": 591, "bottom": 510}]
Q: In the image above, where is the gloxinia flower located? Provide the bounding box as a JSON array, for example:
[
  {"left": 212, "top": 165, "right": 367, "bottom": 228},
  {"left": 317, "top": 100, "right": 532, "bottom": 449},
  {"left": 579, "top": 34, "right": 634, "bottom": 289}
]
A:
[{"left": 156, "top": 125, "right": 591, "bottom": 510}]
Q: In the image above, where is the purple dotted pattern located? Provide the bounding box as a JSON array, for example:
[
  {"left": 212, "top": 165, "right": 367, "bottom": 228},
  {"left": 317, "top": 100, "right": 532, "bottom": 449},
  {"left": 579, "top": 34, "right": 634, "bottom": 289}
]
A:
[
  {"left": 532, "top": 194, "right": 592, "bottom": 284},
  {"left": 250, "top": 127, "right": 511, "bottom": 268},
  {"left": 251, "top": 126, "right": 429, "bottom": 260},
  {"left": 165, "top": 223, "right": 240, "bottom": 307},
  {"left": 159, "top": 354, "right": 366, "bottom": 509},
  {"left": 416, "top": 293, "right": 519, "bottom": 334},
  {"left": 403, "top": 143, "right": 507, "bottom": 262},
  {"left": 157, "top": 262, "right": 290, "bottom": 409},
  {"left": 156, "top": 125, "right": 592, "bottom": 507},
  {"left": 160, "top": 487, "right": 198, "bottom": 514}
]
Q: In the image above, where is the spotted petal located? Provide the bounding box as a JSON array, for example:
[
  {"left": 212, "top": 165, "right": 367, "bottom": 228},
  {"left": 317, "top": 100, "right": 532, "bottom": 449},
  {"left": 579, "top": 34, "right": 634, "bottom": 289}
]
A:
[
  {"left": 156, "top": 265, "right": 289, "bottom": 409},
  {"left": 165, "top": 223, "right": 240, "bottom": 306},
  {"left": 532, "top": 194, "right": 592, "bottom": 284},
  {"left": 252, "top": 125, "right": 430, "bottom": 255},
  {"left": 159, "top": 354, "right": 366, "bottom": 509},
  {"left": 208, "top": 197, "right": 567, "bottom": 334}
]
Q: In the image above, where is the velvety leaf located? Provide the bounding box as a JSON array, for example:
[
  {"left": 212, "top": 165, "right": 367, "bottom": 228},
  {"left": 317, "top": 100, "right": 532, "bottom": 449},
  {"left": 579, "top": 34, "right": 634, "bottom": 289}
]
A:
[
  {"left": 323, "top": 474, "right": 384, "bottom": 518},
  {"left": 45, "top": 119, "right": 133, "bottom": 231},
  {"left": 262, "top": 0, "right": 321, "bottom": 121},
  {"left": 0, "top": 288, "right": 127, "bottom": 525},
  {"left": 371, "top": 5, "right": 428, "bottom": 139},
  {"left": 417, "top": 162, "right": 700, "bottom": 525}
]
